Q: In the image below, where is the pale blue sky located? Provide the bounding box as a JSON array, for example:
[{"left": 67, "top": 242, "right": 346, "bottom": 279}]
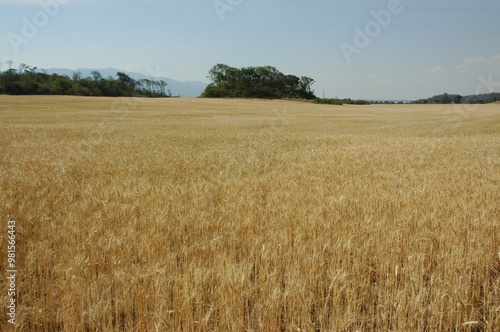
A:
[{"left": 1, "top": 0, "right": 499, "bottom": 100}]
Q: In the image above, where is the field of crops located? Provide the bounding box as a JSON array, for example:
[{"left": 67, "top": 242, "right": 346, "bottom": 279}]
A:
[{"left": 1, "top": 96, "right": 499, "bottom": 331}]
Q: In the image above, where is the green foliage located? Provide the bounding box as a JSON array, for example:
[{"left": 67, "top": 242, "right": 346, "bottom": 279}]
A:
[
  {"left": 414, "top": 92, "right": 500, "bottom": 104},
  {"left": 201, "top": 64, "right": 316, "bottom": 100},
  {"left": 0, "top": 61, "right": 171, "bottom": 98},
  {"left": 314, "top": 98, "right": 371, "bottom": 105}
]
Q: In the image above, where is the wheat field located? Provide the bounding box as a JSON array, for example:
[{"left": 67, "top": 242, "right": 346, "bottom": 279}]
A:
[{"left": 1, "top": 95, "right": 499, "bottom": 331}]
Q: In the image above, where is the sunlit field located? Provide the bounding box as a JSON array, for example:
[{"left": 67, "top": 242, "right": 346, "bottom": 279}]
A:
[{"left": 1, "top": 96, "right": 499, "bottom": 331}]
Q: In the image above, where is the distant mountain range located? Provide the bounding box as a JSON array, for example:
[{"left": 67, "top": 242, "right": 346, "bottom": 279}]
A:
[{"left": 43, "top": 67, "right": 208, "bottom": 97}]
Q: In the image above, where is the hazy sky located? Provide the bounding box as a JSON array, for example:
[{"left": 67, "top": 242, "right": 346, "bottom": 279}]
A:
[{"left": 1, "top": 0, "right": 499, "bottom": 100}]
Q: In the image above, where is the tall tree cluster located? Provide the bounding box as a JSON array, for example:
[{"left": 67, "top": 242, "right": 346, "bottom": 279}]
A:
[
  {"left": 0, "top": 61, "right": 171, "bottom": 98},
  {"left": 201, "top": 64, "right": 316, "bottom": 99}
]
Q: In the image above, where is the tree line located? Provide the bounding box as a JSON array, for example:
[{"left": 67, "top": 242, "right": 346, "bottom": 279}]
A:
[
  {"left": 201, "top": 64, "right": 317, "bottom": 99},
  {"left": 0, "top": 61, "right": 171, "bottom": 97},
  {"left": 413, "top": 92, "right": 500, "bottom": 104}
]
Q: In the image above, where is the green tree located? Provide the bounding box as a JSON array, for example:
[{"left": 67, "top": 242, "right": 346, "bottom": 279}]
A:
[
  {"left": 0, "top": 61, "right": 171, "bottom": 98},
  {"left": 202, "top": 64, "right": 316, "bottom": 99}
]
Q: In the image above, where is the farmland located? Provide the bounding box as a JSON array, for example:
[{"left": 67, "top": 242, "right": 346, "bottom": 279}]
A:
[{"left": 1, "top": 96, "right": 499, "bottom": 331}]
